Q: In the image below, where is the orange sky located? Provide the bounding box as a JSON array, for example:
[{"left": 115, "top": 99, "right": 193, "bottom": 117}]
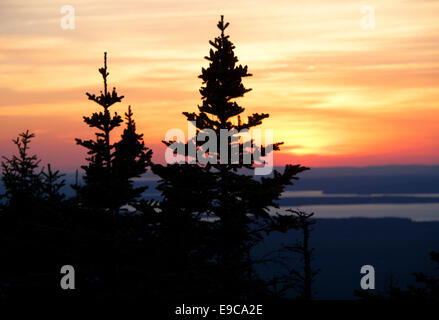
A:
[{"left": 1, "top": 0, "right": 439, "bottom": 170}]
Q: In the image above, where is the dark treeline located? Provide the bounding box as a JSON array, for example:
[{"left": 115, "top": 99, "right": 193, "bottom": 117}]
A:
[
  {"left": 355, "top": 250, "right": 439, "bottom": 301},
  {"left": 0, "top": 16, "right": 317, "bottom": 302}
]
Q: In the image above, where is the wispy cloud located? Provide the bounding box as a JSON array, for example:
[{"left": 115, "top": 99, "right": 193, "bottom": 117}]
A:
[{"left": 1, "top": 0, "right": 438, "bottom": 168}]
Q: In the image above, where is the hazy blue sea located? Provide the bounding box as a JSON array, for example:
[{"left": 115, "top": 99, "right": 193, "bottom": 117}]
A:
[
  {"left": 277, "top": 190, "right": 439, "bottom": 221},
  {"left": 2, "top": 165, "right": 439, "bottom": 222},
  {"left": 293, "top": 203, "right": 439, "bottom": 221}
]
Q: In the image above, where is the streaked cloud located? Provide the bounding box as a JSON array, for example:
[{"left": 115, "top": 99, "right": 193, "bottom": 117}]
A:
[{"left": 1, "top": 0, "right": 438, "bottom": 169}]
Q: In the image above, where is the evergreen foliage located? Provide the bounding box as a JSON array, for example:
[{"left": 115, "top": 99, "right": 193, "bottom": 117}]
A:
[
  {"left": 75, "top": 53, "right": 151, "bottom": 210},
  {"left": 41, "top": 164, "right": 66, "bottom": 203},
  {"left": 113, "top": 106, "right": 152, "bottom": 205},
  {"left": 153, "top": 16, "right": 309, "bottom": 299},
  {"left": 1, "top": 130, "right": 42, "bottom": 210}
]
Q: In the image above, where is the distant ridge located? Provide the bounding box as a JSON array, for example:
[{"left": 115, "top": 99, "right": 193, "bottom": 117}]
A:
[
  {"left": 298, "top": 165, "right": 439, "bottom": 177},
  {"left": 2, "top": 165, "right": 439, "bottom": 199}
]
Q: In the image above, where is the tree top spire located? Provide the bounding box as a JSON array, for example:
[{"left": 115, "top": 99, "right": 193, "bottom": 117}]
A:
[
  {"left": 99, "top": 52, "right": 109, "bottom": 95},
  {"left": 217, "top": 15, "right": 229, "bottom": 37}
]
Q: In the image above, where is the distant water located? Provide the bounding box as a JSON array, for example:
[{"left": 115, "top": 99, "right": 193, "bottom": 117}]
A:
[
  {"left": 281, "top": 190, "right": 439, "bottom": 198},
  {"left": 276, "top": 190, "right": 439, "bottom": 221},
  {"left": 278, "top": 203, "right": 439, "bottom": 222}
]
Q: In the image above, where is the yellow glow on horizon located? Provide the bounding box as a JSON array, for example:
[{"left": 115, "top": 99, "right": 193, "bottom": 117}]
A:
[{"left": 1, "top": 0, "right": 439, "bottom": 168}]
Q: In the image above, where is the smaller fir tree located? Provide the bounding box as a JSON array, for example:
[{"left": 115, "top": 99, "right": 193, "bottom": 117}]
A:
[
  {"left": 1, "top": 130, "right": 42, "bottom": 211},
  {"left": 41, "top": 164, "right": 66, "bottom": 203},
  {"left": 113, "top": 105, "right": 152, "bottom": 205},
  {"left": 1, "top": 131, "right": 66, "bottom": 212}
]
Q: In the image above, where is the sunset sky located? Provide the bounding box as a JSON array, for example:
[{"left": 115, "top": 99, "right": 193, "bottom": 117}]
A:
[{"left": 1, "top": 0, "right": 439, "bottom": 170}]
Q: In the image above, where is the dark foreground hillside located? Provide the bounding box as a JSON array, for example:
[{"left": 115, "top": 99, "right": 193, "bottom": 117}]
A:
[{"left": 255, "top": 218, "right": 439, "bottom": 299}]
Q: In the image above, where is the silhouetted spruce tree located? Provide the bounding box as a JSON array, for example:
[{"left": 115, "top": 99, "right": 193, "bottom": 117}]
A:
[
  {"left": 1, "top": 131, "right": 67, "bottom": 211},
  {"left": 1, "top": 130, "right": 42, "bottom": 212},
  {"left": 0, "top": 131, "right": 69, "bottom": 299},
  {"left": 75, "top": 52, "right": 123, "bottom": 209},
  {"left": 153, "top": 16, "right": 309, "bottom": 299},
  {"left": 75, "top": 54, "right": 153, "bottom": 297},
  {"left": 76, "top": 53, "right": 151, "bottom": 210},
  {"left": 113, "top": 105, "right": 152, "bottom": 205}
]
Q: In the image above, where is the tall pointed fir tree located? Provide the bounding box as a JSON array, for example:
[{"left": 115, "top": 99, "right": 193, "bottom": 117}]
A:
[
  {"left": 75, "top": 53, "right": 151, "bottom": 211},
  {"left": 153, "top": 16, "right": 309, "bottom": 299}
]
